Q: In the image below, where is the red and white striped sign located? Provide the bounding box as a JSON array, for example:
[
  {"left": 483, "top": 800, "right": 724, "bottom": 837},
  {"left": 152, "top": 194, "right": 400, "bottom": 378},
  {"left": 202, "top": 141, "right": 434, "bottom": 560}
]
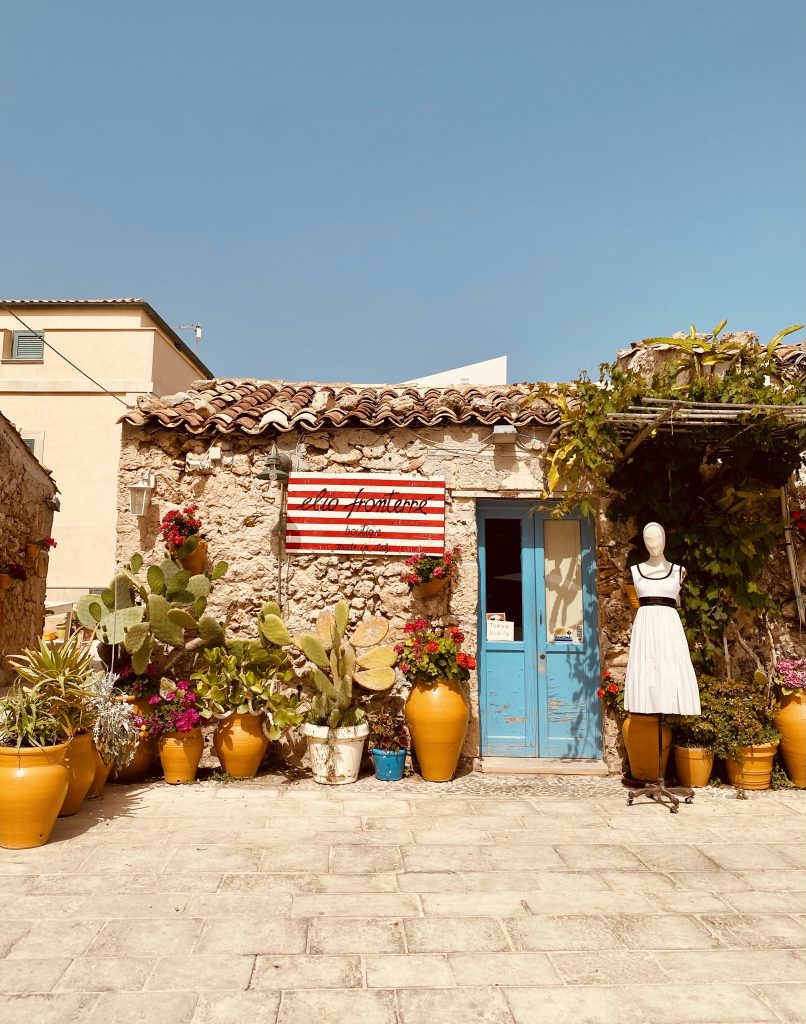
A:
[{"left": 286, "top": 473, "right": 445, "bottom": 556}]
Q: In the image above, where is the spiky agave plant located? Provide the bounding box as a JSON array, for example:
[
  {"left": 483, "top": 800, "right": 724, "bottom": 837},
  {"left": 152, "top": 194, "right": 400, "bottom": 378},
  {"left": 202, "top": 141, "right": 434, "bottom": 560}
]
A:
[{"left": 7, "top": 633, "right": 98, "bottom": 736}]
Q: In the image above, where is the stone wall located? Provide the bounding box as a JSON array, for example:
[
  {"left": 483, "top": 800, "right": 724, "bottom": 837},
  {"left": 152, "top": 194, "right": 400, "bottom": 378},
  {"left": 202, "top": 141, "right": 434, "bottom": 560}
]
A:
[
  {"left": 118, "top": 421, "right": 637, "bottom": 770},
  {"left": 0, "top": 412, "right": 57, "bottom": 685}
]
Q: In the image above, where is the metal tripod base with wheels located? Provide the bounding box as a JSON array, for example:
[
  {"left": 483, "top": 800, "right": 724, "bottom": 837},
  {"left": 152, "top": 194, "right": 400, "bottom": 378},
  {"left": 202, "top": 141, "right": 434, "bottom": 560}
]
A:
[{"left": 626, "top": 715, "right": 694, "bottom": 814}]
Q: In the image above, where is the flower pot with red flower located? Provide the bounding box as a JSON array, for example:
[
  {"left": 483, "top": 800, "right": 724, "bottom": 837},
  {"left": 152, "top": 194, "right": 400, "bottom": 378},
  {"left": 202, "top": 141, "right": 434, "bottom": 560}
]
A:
[
  {"left": 401, "top": 546, "right": 461, "bottom": 598},
  {"left": 1, "top": 562, "right": 28, "bottom": 589},
  {"left": 773, "top": 659, "right": 806, "bottom": 788},
  {"left": 159, "top": 504, "right": 207, "bottom": 574},
  {"left": 26, "top": 536, "right": 57, "bottom": 560},
  {"left": 398, "top": 619, "right": 473, "bottom": 782},
  {"left": 137, "top": 680, "right": 204, "bottom": 784},
  {"left": 597, "top": 674, "right": 671, "bottom": 782}
]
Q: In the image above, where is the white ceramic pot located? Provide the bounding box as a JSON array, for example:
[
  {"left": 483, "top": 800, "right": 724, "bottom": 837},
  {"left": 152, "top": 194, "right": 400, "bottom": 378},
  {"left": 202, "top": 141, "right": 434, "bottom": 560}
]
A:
[{"left": 302, "top": 722, "right": 369, "bottom": 786}]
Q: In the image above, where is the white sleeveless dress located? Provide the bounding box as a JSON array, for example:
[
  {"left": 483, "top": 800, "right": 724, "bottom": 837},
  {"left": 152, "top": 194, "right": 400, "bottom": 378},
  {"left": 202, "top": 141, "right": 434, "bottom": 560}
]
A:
[{"left": 624, "top": 563, "right": 701, "bottom": 715}]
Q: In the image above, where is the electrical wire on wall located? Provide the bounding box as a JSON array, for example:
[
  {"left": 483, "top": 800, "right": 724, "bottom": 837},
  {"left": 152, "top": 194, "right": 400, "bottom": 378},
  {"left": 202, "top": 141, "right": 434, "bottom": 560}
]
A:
[{"left": 1, "top": 305, "right": 134, "bottom": 410}]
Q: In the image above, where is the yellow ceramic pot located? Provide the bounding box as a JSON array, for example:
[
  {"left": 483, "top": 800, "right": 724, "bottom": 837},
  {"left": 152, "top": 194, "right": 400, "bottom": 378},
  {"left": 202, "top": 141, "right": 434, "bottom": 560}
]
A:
[
  {"left": 59, "top": 732, "right": 97, "bottom": 816},
  {"left": 111, "top": 696, "right": 159, "bottom": 783},
  {"left": 0, "top": 574, "right": 10, "bottom": 590},
  {"left": 414, "top": 577, "right": 448, "bottom": 598},
  {"left": 774, "top": 690, "right": 806, "bottom": 788},
  {"left": 725, "top": 741, "right": 779, "bottom": 791},
  {"left": 179, "top": 538, "right": 207, "bottom": 575},
  {"left": 213, "top": 712, "right": 268, "bottom": 778},
  {"left": 405, "top": 678, "right": 468, "bottom": 782},
  {"left": 158, "top": 727, "right": 204, "bottom": 784},
  {"left": 672, "top": 745, "right": 714, "bottom": 788},
  {"left": 25, "top": 543, "right": 40, "bottom": 559},
  {"left": 86, "top": 743, "right": 114, "bottom": 799},
  {"left": 0, "top": 742, "right": 69, "bottom": 849},
  {"left": 622, "top": 714, "right": 672, "bottom": 782}
]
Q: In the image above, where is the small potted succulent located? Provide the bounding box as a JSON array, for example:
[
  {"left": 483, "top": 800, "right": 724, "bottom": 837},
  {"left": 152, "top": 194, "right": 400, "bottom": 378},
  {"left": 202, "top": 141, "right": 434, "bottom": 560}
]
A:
[
  {"left": 0, "top": 562, "right": 28, "bottom": 589},
  {"left": 134, "top": 680, "right": 204, "bottom": 784},
  {"left": 159, "top": 504, "right": 206, "bottom": 574},
  {"left": 368, "top": 707, "right": 409, "bottom": 781},
  {"left": 401, "top": 546, "right": 461, "bottom": 596},
  {"left": 7, "top": 634, "right": 101, "bottom": 816},
  {"left": 669, "top": 682, "right": 721, "bottom": 788},
  {"left": 26, "top": 535, "right": 57, "bottom": 559},
  {"left": 773, "top": 658, "right": 806, "bottom": 788},
  {"left": 0, "top": 684, "right": 70, "bottom": 849},
  {"left": 85, "top": 671, "right": 139, "bottom": 797}
]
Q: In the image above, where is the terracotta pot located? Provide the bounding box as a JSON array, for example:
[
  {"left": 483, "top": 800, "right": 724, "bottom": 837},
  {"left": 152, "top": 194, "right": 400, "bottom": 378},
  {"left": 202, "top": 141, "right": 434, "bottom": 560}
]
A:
[
  {"left": 774, "top": 690, "right": 806, "bottom": 788},
  {"left": 622, "top": 582, "right": 640, "bottom": 614},
  {"left": 59, "top": 732, "right": 97, "bottom": 816},
  {"left": 25, "top": 543, "right": 40, "bottom": 559},
  {"left": 622, "top": 714, "right": 672, "bottom": 782},
  {"left": 405, "top": 678, "right": 468, "bottom": 782},
  {"left": 179, "top": 538, "right": 207, "bottom": 575},
  {"left": 725, "top": 741, "right": 779, "bottom": 791},
  {"left": 0, "top": 741, "right": 70, "bottom": 849},
  {"left": 111, "top": 696, "right": 159, "bottom": 783},
  {"left": 213, "top": 711, "right": 269, "bottom": 778},
  {"left": 414, "top": 577, "right": 448, "bottom": 597},
  {"left": 672, "top": 745, "right": 714, "bottom": 788},
  {"left": 86, "top": 743, "right": 114, "bottom": 799},
  {"left": 158, "top": 727, "right": 204, "bottom": 784},
  {"left": 0, "top": 574, "right": 10, "bottom": 590},
  {"left": 302, "top": 723, "right": 369, "bottom": 785}
]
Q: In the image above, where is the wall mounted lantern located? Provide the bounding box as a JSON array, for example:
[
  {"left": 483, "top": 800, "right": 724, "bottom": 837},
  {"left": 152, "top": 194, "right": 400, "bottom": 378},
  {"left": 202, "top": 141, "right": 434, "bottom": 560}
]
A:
[
  {"left": 256, "top": 449, "right": 292, "bottom": 483},
  {"left": 129, "top": 472, "right": 156, "bottom": 516}
]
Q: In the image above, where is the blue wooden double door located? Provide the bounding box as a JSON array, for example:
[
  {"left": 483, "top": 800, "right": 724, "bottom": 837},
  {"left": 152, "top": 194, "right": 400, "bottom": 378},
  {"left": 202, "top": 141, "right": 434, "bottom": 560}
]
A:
[{"left": 477, "top": 502, "right": 601, "bottom": 759}]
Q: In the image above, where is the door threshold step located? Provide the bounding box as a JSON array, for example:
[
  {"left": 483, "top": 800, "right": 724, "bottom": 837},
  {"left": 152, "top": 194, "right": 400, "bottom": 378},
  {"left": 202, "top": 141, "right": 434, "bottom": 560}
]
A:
[{"left": 477, "top": 757, "right": 610, "bottom": 776}]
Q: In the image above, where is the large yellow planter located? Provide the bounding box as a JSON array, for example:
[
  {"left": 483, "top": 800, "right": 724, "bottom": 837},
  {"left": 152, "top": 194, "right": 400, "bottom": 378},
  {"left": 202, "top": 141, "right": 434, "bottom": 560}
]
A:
[
  {"left": 59, "top": 732, "right": 96, "bottom": 816},
  {"left": 86, "top": 743, "right": 114, "bottom": 799},
  {"left": 0, "top": 742, "right": 69, "bottom": 849},
  {"left": 673, "top": 745, "right": 714, "bottom": 788},
  {"left": 724, "top": 741, "right": 779, "bottom": 791},
  {"left": 622, "top": 714, "right": 672, "bottom": 782},
  {"left": 774, "top": 690, "right": 806, "bottom": 788},
  {"left": 158, "top": 728, "right": 204, "bottom": 784},
  {"left": 111, "top": 696, "right": 159, "bottom": 783},
  {"left": 213, "top": 712, "right": 268, "bottom": 778},
  {"left": 405, "top": 678, "right": 468, "bottom": 782}
]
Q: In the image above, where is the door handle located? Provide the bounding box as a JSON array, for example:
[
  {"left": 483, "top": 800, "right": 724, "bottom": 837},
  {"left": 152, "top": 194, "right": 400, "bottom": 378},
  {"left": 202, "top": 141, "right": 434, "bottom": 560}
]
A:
[{"left": 539, "top": 654, "right": 545, "bottom": 661}]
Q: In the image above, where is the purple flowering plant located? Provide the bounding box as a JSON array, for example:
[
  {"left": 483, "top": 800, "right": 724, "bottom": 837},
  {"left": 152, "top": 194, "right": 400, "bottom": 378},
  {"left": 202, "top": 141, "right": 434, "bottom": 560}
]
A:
[
  {"left": 775, "top": 659, "right": 806, "bottom": 695},
  {"left": 133, "top": 679, "right": 201, "bottom": 737}
]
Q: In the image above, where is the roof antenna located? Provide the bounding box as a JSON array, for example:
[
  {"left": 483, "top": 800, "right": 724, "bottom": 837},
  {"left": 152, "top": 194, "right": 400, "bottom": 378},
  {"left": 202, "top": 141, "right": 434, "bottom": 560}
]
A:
[{"left": 177, "top": 323, "right": 203, "bottom": 354}]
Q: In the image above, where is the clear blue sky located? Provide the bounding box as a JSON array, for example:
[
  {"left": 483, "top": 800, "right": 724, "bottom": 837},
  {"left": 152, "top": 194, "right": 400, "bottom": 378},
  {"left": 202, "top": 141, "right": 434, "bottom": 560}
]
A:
[{"left": 2, "top": 0, "right": 803, "bottom": 384}]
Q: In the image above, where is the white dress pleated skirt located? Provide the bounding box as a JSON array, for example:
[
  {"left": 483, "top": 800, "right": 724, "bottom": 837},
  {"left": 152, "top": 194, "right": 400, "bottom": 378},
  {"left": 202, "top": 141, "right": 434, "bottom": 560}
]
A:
[{"left": 624, "top": 563, "right": 701, "bottom": 716}]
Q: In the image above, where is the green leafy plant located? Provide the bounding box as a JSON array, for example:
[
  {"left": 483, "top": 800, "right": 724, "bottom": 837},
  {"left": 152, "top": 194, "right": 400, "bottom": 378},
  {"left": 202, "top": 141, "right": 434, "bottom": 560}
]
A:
[
  {"left": 401, "top": 546, "right": 461, "bottom": 587},
  {"left": 0, "top": 684, "right": 67, "bottom": 749},
  {"left": 526, "top": 322, "right": 806, "bottom": 672},
  {"left": 7, "top": 634, "right": 98, "bottom": 737},
  {"left": 192, "top": 602, "right": 305, "bottom": 740},
  {"left": 698, "top": 672, "right": 779, "bottom": 761},
  {"left": 293, "top": 600, "right": 397, "bottom": 728},
  {"left": 368, "top": 708, "right": 408, "bottom": 752}
]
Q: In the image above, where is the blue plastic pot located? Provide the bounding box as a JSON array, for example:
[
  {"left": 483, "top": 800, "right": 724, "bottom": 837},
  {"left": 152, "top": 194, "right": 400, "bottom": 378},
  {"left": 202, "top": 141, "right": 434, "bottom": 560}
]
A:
[{"left": 372, "top": 748, "right": 406, "bottom": 781}]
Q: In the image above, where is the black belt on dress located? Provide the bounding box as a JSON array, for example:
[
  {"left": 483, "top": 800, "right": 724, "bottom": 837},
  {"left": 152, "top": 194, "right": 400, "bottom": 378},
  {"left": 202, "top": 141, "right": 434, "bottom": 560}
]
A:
[{"left": 638, "top": 597, "right": 677, "bottom": 608}]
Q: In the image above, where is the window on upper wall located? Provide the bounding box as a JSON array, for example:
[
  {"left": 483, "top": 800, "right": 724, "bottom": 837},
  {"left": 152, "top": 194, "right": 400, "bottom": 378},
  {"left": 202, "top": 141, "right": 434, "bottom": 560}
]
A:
[
  {"left": 20, "top": 431, "right": 44, "bottom": 460},
  {"left": 10, "top": 330, "right": 45, "bottom": 360}
]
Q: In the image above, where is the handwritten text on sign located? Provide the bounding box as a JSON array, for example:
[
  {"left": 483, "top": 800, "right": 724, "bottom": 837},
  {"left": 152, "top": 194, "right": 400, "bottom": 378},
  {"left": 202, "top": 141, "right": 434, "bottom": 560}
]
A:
[{"left": 286, "top": 474, "right": 445, "bottom": 555}]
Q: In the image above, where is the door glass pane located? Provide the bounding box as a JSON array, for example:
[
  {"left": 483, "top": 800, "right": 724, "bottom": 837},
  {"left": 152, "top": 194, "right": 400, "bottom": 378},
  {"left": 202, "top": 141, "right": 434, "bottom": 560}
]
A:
[
  {"left": 544, "top": 519, "right": 583, "bottom": 643},
  {"left": 484, "top": 519, "right": 523, "bottom": 641}
]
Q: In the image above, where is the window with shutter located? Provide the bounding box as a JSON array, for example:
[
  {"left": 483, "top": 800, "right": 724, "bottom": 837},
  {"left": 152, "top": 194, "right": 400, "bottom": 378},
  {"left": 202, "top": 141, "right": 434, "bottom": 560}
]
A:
[{"left": 11, "top": 331, "right": 45, "bottom": 360}]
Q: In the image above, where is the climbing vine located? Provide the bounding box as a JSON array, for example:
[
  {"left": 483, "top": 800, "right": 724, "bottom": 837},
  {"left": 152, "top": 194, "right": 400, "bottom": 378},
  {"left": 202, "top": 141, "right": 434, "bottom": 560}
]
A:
[{"left": 528, "top": 322, "right": 806, "bottom": 671}]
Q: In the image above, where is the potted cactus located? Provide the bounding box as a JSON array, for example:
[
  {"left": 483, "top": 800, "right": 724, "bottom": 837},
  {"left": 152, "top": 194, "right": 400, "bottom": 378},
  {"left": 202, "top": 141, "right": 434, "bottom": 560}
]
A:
[
  {"left": 193, "top": 602, "right": 305, "bottom": 778},
  {"left": 75, "top": 551, "right": 228, "bottom": 782},
  {"left": 293, "top": 600, "right": 397, "bottom": 785}
]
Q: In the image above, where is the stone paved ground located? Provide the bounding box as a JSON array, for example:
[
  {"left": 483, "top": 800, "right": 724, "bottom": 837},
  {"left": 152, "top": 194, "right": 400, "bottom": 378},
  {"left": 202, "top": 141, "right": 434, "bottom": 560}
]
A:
[{"left": 0, "top": 772, "right": 804, "bottom": 1024}]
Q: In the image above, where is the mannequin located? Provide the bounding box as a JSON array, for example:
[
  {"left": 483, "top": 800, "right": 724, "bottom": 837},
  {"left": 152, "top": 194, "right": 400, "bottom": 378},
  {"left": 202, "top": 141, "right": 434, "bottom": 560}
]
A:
[{"left": 624, "top": 522, "right": 700, "bottom": 812}]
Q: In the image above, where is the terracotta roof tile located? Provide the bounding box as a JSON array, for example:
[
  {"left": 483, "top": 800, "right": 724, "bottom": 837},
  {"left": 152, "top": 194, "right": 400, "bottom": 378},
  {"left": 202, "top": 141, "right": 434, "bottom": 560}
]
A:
[{"left": 121, "top": 379, "right": 559, "bottom": 436}]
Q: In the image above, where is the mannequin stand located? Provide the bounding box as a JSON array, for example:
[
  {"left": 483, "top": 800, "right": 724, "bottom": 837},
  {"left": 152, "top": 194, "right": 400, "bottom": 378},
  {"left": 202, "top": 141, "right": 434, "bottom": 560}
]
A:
[{"left": 627, "top": 717, "right": 694, "bottom": 814}]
